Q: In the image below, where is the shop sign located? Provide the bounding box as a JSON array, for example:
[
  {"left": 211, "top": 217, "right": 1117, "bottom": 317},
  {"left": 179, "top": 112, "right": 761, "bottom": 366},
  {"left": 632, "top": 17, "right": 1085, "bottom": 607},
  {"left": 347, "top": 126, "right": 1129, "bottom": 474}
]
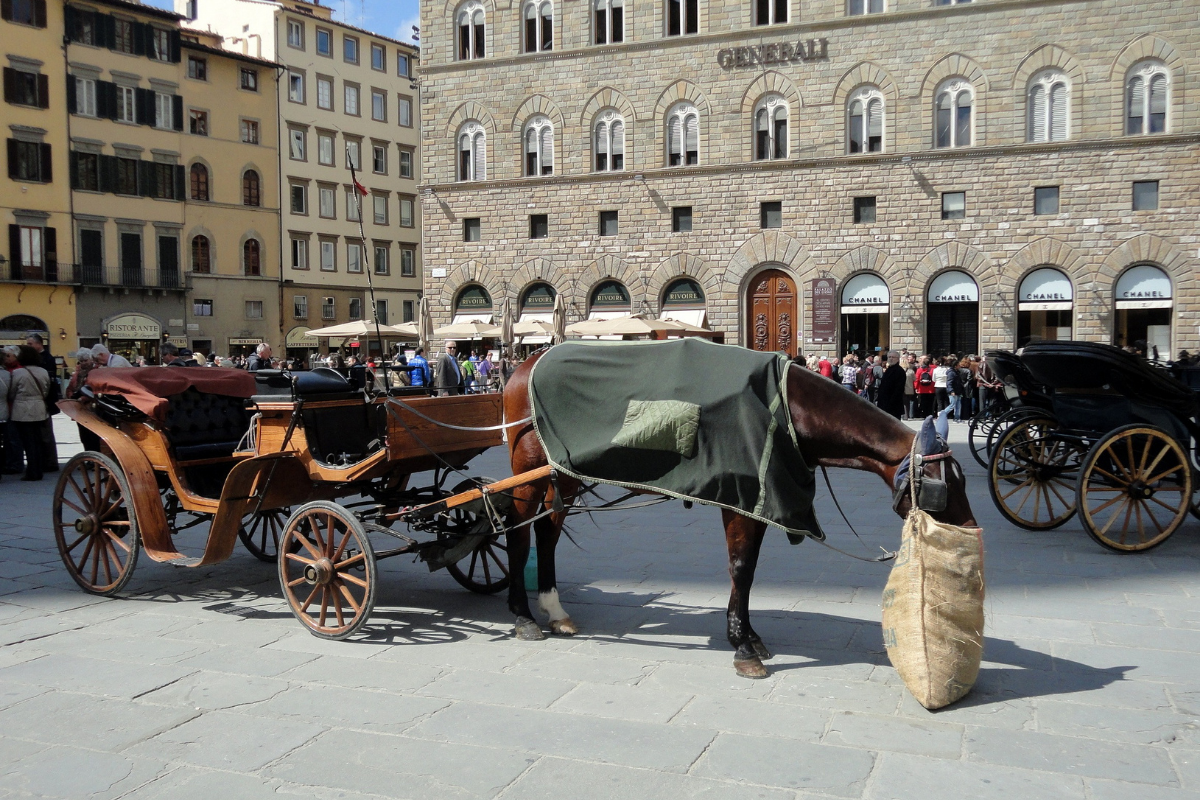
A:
[
  {"left": 840, "top": 274, "right": 889, "bottom": 314},
  {"left": 1115, "top": 264, "right": 1172, "bottom": 309},
  {"left": 810, "top": 278, "right": 836, "bottom": 343},
  {"left": 521, "top": 283, "right": 557, "bottom": 310},
  {"left": 285, "top": 326, "right": 320, "bottom": 347},
  {"left": 927, "top": 271, "right": 979, "bottom": 304},
  {"left": 228, "top": 337, "right": 263, "bottom": 346},
  {"left": 591, "top": 280, "right": 630, "bottom": 308},
  {"left": 455, "top": 284, "right": 492, "bottom": 311},
  {"left": 663, "top": 278, "right": 705, "bottom": 307},
  {"left": 106, "top": 313, "right": 162, "bottom": 340},
  {"left": 166, "top": 336, "right": 188, "bottom": 347},
  {"left": 1018, "top": 268, "right": 1073, "bottom": 311},
  {"left": 718, "top": 38, "right": 829, "bottom": 69}
]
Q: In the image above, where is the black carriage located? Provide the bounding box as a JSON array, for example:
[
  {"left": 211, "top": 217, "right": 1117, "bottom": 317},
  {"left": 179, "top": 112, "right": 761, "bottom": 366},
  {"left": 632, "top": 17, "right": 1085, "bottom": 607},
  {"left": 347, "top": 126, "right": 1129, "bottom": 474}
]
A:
[
  {"left": 968, "top": 350, "right": 1055, "bottom": 467},
  {"left": 987, "top": 341, "right": 1198, "bottom": 551}
]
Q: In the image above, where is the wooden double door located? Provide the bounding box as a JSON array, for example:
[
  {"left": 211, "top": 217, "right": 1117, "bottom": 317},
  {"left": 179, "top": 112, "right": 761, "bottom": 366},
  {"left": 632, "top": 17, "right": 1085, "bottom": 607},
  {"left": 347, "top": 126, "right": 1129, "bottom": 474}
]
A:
[{"left": 746, "top": 269, "right": 798, "bottom": 357}]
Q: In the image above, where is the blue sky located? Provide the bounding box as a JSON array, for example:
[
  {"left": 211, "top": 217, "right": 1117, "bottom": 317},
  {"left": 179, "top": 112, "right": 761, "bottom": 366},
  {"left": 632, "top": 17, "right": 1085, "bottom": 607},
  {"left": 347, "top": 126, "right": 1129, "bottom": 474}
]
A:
[{"left": 143, "top": 0, "right": 422, "bottom": 44}]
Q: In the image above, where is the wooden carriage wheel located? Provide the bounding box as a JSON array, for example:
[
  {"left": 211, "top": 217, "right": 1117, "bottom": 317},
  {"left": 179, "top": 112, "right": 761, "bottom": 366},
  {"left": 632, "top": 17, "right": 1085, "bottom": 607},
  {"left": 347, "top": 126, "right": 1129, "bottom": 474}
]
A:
[
  {"left": 1076, "top": 425, "right": 1192, "bottom": 553},
  {"left": 442, "top": 479, "right": 510, "bottom": 595},
  {"left": 53, "top": 452, "right": 140, "bottom": 596},
  {"left": 988, "top": 416, "right": 1083, "bottom": 530},
  {"left": 278, "top": 502, "right": 377, "bottom": 639},
  {"left": 982, "top": 407, "right": 1044, "bottom": 467},
  {"left": 238, "top": 507, "right": 293, "bottom": 563}
]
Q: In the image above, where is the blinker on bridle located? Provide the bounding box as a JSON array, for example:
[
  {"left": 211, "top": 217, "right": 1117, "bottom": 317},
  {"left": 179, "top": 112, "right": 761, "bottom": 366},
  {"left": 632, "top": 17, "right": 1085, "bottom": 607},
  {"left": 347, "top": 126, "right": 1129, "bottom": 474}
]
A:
[{"left": 892, "top": 450, "right": 953, "bottom": 515}]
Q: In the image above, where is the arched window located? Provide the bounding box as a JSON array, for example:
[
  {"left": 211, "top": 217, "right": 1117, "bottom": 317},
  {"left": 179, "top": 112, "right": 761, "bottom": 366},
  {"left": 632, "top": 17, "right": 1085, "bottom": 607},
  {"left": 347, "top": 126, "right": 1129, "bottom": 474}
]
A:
[
  {"left": 1127, "top": 61, "right": 1169, "bottom": 135},
  {"left": 243, "top": 239, "right": 260, "bottom": 276},
  {"left": 666, "top": 102, "right": 699, "bottom": 166},
  {"left": 666, "top": 0, "right": 698, "bottom": 35},
  {"left": 242, "top": 170, "right": 260, "bottom": 206},
  {"left": 457, "top": 121, "right": 486, "bottom": 181},
  {"left": 753, "top": 95, "right": 788, "bottom": 161},
  {"left": 191, "top": 235, "right": 211, "bottom": 273},
  {"left": 594, "top": 111, "right": 625, "bottom": 172},
  {"left": 189, "top": 163, "right": 209, "bottom": 201},
  {"left": 848, "top": 86, "right": 884, "bottom": 153},
  {"left": 754, "top": 0, "right": 786, "bottom": 25},
  {"left": 523, "top": 115, "right": 554, "bottom": 176},
  {"left": 457, "top": 1, "right": 486, "bottom": 60},
  {"left": 522, "top": 0, "right": 552, "bottom": 52},
  {"left": 935, "top": 79, "right": 973, "bottom": 148},
  {"left": 1028, "top": 70, "right": 1069, "bottom": 142},
  {"left": 594, "top": 0, "right": 623, "bottom": 44}
]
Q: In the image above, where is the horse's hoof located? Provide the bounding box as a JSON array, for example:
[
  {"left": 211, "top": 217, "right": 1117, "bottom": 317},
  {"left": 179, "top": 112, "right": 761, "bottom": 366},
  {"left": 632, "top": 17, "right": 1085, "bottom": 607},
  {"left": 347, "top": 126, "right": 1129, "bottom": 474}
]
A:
[
  {"left": 514, "top": 620, "right": 546, "bottom": 641},
  {"left": 549, "top": 617, "right": 578, "bottom": 636},
  {"left": 752, "top": 640, "right": 774, "bottom": 661},
  {"left": 734, "top": 657, "right": 769, "bottom": 679}
]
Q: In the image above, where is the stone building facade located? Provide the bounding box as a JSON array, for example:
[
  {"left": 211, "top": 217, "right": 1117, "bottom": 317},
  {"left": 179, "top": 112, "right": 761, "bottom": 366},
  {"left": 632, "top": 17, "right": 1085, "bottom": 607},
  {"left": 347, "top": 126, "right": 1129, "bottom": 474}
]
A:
[{"left": 418, "top": 0, "right": 1199, "bottom": 360}]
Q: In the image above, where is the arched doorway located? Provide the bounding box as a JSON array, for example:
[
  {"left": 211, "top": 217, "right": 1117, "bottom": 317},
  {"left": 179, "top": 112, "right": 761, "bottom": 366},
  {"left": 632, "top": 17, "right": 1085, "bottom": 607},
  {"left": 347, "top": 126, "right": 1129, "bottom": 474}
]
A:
[
  {"left": 588, "top": 280, "right": 631, "bottom": 319},
  {"left": 1115, "top": 264, "right": 1172, "bottom": 359},
  {"left": 926, "top": 270, "right": 978, "bottom": 356},
  {"left": 745, "top": 268, "right": 797, "bottom": 357},
  {"left": 453, "top": 284, "right": 493, "bottom": 323},
  {"left": 1017, "top": 267, "right": 1073, "bottom": 347},
  {"left": 0, "top": 314, "right": 49, "bottom": 347},
  {"left": 839, "top": 273, "right": 890, "bottom": 359}
]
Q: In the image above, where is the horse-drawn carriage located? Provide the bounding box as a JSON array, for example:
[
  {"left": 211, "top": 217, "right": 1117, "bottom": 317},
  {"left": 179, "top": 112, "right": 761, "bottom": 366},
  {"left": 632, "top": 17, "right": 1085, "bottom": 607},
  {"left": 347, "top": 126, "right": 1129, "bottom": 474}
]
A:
[
  {"left": 967, "top": 350, "right": 1054, "bottom": 468},
  {"left": 986, "top": 341, "right": 1199, "bottom": 551},
  {"left": 53, "top": 366, "right": 539, "bottom": 638}
]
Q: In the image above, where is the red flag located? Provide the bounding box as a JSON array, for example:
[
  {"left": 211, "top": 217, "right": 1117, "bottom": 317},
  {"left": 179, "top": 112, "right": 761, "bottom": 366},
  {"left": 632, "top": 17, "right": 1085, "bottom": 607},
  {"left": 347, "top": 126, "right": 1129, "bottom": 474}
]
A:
[{"left": 353, "top": 178, "right": 368, "bottom": 197}]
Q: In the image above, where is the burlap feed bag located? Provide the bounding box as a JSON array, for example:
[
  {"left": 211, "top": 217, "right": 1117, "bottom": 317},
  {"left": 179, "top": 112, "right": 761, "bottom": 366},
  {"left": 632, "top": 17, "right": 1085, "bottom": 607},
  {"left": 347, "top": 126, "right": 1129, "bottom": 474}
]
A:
[{"left": 882, "top": 440, "right": 985, "bottom": 710}]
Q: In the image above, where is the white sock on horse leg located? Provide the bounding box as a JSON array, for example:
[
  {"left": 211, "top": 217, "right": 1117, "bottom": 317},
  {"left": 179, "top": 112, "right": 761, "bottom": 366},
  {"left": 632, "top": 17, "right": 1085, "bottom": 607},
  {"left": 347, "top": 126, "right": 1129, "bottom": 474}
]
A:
[{"left": 538, "top": 588, "right": 569, "bottom": 622}]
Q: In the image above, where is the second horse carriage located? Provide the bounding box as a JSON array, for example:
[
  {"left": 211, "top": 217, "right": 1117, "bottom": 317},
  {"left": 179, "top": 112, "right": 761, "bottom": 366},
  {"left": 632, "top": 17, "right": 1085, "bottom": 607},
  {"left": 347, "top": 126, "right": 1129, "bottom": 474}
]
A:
[
  {"left": 53, "top": 365, "right": 548, "bottom": 638},
  {"left": 987, "top": 340, "right": 1200, "bottom": 551}
]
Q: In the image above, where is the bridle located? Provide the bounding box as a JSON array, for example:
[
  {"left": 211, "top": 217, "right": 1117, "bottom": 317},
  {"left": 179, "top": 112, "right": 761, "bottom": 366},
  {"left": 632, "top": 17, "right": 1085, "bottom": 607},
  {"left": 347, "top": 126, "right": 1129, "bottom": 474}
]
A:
[{"left": 892, "top": 447, "right": 954, "bottom": 515}]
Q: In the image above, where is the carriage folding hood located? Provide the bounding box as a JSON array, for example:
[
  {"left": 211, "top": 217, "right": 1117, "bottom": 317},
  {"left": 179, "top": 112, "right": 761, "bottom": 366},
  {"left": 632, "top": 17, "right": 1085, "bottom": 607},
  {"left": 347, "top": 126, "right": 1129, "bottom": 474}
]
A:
[{"left": 527, "top": 338, "right": 824, "bottom": 541}]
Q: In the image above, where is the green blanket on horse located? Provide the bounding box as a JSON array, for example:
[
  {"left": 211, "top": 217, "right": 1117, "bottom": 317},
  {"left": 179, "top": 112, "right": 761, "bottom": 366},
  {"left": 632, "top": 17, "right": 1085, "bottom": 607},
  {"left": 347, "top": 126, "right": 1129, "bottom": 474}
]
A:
[{"left": 527, "top": 339, "right": 823, "bottom": 541}]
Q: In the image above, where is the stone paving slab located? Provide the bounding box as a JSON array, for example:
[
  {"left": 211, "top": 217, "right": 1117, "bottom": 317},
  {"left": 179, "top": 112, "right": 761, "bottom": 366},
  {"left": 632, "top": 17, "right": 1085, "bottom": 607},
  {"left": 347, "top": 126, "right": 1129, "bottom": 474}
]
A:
[{"left": 3, "top": 417, "right": 1200, "bottom": 797}]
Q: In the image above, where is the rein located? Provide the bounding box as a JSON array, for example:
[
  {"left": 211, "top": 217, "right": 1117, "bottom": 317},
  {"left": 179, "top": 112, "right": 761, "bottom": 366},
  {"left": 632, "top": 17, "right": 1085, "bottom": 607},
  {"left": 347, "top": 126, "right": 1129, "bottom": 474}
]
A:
[
  {"left": 813, "top": 465, "right": 897, "bottom": 563},
  {"left": 384, "top": 395, "right": 532, "bottom": 432}
]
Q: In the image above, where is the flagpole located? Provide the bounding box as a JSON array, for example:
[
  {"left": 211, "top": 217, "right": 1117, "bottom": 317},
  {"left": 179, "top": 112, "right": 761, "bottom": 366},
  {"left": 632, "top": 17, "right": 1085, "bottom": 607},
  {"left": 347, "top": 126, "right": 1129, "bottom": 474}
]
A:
[{"left": 348, "top": 152, "right": 387, "bottom": 385}]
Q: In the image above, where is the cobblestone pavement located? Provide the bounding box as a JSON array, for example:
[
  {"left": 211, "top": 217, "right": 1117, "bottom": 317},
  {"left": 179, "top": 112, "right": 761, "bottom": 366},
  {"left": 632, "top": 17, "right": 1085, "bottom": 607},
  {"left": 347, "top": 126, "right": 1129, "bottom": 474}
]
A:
[{"left": 3, "top": 415, "right": 1200, "bottom": 799}]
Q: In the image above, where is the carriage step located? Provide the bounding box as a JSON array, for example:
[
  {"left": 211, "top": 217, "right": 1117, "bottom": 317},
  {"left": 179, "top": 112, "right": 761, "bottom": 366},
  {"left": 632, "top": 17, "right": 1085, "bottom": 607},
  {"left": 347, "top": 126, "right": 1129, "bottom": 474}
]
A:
[{"left": 166, "top": 556, "right": 203, "bottom": 567}]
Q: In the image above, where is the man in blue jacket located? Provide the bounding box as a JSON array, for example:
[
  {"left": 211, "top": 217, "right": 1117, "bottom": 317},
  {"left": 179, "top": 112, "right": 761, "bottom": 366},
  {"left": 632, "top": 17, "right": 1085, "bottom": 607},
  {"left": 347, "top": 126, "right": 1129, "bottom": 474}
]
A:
[{"left": 408, "top": 347, "right": 430, "bottom": 388}]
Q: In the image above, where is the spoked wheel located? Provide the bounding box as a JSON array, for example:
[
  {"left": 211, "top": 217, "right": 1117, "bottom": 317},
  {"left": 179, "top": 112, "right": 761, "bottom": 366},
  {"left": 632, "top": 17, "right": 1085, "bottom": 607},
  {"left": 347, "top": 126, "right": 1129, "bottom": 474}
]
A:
[
  {"left": 278, "top": 502, "right": 377, "bottom": 639},
  {"left": 53, "top": 452, "right": 140, "bottom": 596},
  {"left": 988, "top": 416, "right": 1084, "bottom": 530},
  {"left": 442, "top": 478, "right": 511, "bottom": 595},
  {"left": 968, "top": 412, "right": 1003, "bottom": 468},
  {"left": 984, "top": 407, "right": 1045, "bottom": 465},
  {"left": 239, "top": 507, "right": 293, "bottom": 563},
  {"left": 1077, "top": 425, "right": 1192, "bottom": 553}
]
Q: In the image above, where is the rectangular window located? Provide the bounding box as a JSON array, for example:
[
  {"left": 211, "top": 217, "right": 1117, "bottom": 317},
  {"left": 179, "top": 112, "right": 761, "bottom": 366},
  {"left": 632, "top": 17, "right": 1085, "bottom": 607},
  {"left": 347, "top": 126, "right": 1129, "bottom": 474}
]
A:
[
  {"left": 374, "top": 245, "right": 388, "bottom": 275},
  {"left": 347, "top": 241, "right": 362, "bottom": 273},
  {"left": 289, "top": 129, "right": 306, "bottom": 160},
  {"left": 287, "top": 19, "right": 304, "bottom": 49},
  {"left": 5, "top": 68, "right": 41, "bottom": 107},
  {"left": 399, "top": 196, "right": 414, "bottom": 227},
  {"left": 398, "top": 95, "right": 413, "bottom": 127},
  {"left": 344, "top": 36, "right": 359, "bottom": 64},
  {"left": 74, "top": 77, "right": 97, "bottom": 116},
  {"left": 73, "top": 151, "right": 99, "bottom": 190},
  {"left": 293, "top": 295, "right": 308, "bottom": 319},
  {"left": 463, "top": 217, "right": 481, "bottom": 242},
  {"left": 344, "top": 84, "right": 359, "bottom": 116},
  {"left": 373, "top": 194, "right": 388, "bottom": 225},
  {"left": 114, "top": 18, "right": 134, "bottom": 53},
  {"left": 346, "top": 140, "right": 360, "bottom": 170},
  {"left": 316, "top": 28, "right": 331, "bottom": 56},
  {"left": 672, "top": 206, "right": 692, "bottom": 232},
  {"left": 375, "top": 299, "right": 388, "bottom": 322},
  {"left": 288, "top": 72, "right": 304, "bottom": 103},
  {"left": 530, "top": 214, "right": 548, "bottom": 239},
  {"left": 941, "top": 191, "right": 966, "bottom": 220},
  {"left": 240, "top": 68, "right": 258, "bottom": 91},
  {"left": 1034, "top": 186, "right": 1059, "bottom": 215},
  {"left": 371, "top": 89, "right": 386, "bottom": 122},
  {"left": 403, "top": 300, "right": 414, "bottom": 322},
  {"left": 400, "top": 247, "right": 415, "bottom": 277},
  {"left": 116, "top": 85, "right": 135, "bottom": 122},
  {"left": 5, "top": 0, "right": 44, "bottom": 26},
  {"left": 17, "top": 225, "right": 42, "bottom": 270},
  {"left": 8, "top": 138, "right": 48, "bottom": 183},
  {"left": 599, "top": 210, "right": 619, "bottom": 236},
  {"left": 848, "top": 0, "right": 884, "bottom": 13},
  {"left": 372, "top": 145, "right": 387, "bottom": 174},
  {"left": 245, "top": 300, "right": 263, "bottom": 320},
  {"left": 290, "top": 183, "right": 307, "bottom": 214},
  {"left": 240, "top": 119, "right": 259, "bottom": 144},
  {"left": 116, "top": 157, "right": 138, "bottom": 194},
  {"left": 319, "top": 184, "right": 335, "bottom": 218},
  {"left": 322, "top": 296, "right": 336, "bottom": 319},
  {"left": 189, "top": 109, "right": 209, "bottom": 136},
  {"left": 193, "top": 299, "right": 213, "bottom": 317},
  {"left": 349, "top": 298, "right": 362, "bottom": 320},
  {"left": 152, "top": 162, "right": 177, "bottom": 199},
  {"left": 154, "top": 93, "right": 172, "bottom": 129},
  {"left": 187, "top": 56, "right": 207, "bottom": 80},
  {"left": 151, "top": 28, "right": 172, "bottom": 61},
  {"left": 346, "top": 188, "right": 361, "bottom": 222},
  {"left": 317, "top": 77, "right": 332, "bottom": 110},
  {"left": 320, "top": 241, "right": 335, "bottom": 272},
  {"left": 853, "top": 196, "right": 877, "bottom": 224},
  {"left": 399, "top": 148, "right": 413, "bottom": 178},
  {"left": 760, "top": 201, "right": 782, "bottom": 229},
  {"left": 1132, "top": 180, "right": 1159, "bottom": 211},
  {"left": 371, "top": 43, "right": 386, "bottom": 71},
  {"left": 291, "top": 238, "right": 308, "bottom": 269},
  {"left": 397, "top": 54, "right": 410, "bottom": 77},
  {"left": 319, "top": 133, "right": 335, "bottom": 165}
]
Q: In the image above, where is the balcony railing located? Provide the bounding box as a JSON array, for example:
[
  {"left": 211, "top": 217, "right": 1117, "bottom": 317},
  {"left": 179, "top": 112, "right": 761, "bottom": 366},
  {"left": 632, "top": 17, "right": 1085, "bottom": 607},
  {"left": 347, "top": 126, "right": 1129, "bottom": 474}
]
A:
[
  {"left": 3, "top": 261, "right": 71, "bottom": 283},
  {"left": 3, "top": 262, "right": 184, "bottom": 290}
]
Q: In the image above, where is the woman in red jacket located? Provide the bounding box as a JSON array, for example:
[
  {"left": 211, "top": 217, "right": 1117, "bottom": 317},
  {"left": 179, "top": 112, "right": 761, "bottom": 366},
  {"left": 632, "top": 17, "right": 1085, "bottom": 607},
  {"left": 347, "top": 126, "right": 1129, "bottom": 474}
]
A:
[{"left": 913, "top": 355, "right": 936, "bottom": 419}]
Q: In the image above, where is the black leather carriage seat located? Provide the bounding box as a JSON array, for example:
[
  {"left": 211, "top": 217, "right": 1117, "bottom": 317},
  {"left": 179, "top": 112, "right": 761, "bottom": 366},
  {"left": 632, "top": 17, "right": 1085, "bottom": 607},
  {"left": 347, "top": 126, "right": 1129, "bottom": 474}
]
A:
[
  {"left": 163, "top": 388, "right": 253, "bottom": 461},
  {"left": 295, "top": 369, "right": 387, "bottom": 466},
  {"left": 294, "top": 367, "right": 361, "bottom": 402}
]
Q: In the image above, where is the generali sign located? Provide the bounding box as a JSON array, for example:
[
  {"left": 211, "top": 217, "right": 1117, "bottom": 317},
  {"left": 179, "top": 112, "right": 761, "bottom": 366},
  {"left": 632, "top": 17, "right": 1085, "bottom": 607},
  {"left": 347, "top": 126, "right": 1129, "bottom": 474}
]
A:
[{"left": 718, "top": 38, "right": 829, "bottom": 69}]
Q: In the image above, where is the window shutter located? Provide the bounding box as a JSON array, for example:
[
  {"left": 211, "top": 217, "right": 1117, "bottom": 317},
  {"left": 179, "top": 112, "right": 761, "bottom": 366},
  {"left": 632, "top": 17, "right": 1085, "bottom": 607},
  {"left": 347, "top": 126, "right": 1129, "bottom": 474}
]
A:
[
  {"left": 685, "top": 114, "right": 698, "bottom": 153},
  {"left": 1, "top": 0, "right": 12, "bottom": 23},
  {"left": 103, "top": 81, "right": 118, "bottom": 120},
  {"left": 170, "top": 30, "right": 182, "bottom": 63},
  {"left": 36, "top": 74, "right": 48, "bottom": 108},
  {"left": 33, "top": 0, "right": 46, "bottom": 27},
  {"left": 867, "top": 99, "right": 882, "bottom": 139},
  {"left": 39, "top": 143, "right": 51, "bottom": 182},
  {"left": 69, "top": 151, "right": 78, "bottom": 189},
  {"left": 172, "top": 94, "right": 183, "bottom": 131},
  {"left": 66, "top": 75, "right": 76, "bottom": 113},
  {"left": 63, "top": 4, "right": 76, "bottom": 39},
  {"left": 473, "top": 134, "right": 485, "bottom": 180},
  {"left": 43, "top": 227, "right": 56, "bottom": 281},
  {"left": 6, "top": 138, "right": 17, "bottom": 179},
  {"left": 1149, "top": 74, "right": 1167, "bottom": 114},
  {"left": 595, "top": 123, "right": 608, "bottom": 159},
  {"left": 540, "top": 125, "right": 553, "bottom": 172},
  {"left": 132, "top": 22, "right": 146, "bottom": 56},
  {"left": 1128, "top": 77, "right": 1144, "bottom": 129},
  {"left": 668, "top": 116, "right": 681, "bottom": 157},
  {"left": 102, "top": 13, "right": 116, "bottom": 49},
  {"left": 612, "top": 120, "right": 624, "bottom": 157},
  {"left": 2, "top": 68, "right": 13, "bottom": 104},
  {"left": 7, "top": 225, "right": 19, "bottom": 272},
  {"left": 1029, "top": 84, "right": 1046, "bottom": 142},
  {"left": 134, "top": 87, "right": 149, "bottom": 125},
  {"left": 99, "top": 154, "right": 116, "bottom": 192},
  {"left": 139, "top": 160, "right": 153, "bottom": 197},
  {"left": 1049, "top": 84, "right": 1067, "bottom": 141},
  {"left": 174, "top": 164, "right": 185, "bottom": 200}
]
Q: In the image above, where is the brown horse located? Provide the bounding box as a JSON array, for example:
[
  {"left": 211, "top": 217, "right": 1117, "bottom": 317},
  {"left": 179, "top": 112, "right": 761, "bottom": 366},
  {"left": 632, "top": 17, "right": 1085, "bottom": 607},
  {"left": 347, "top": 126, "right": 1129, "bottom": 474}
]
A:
[{"left": 501, "top": 350, "right": 978, "bottom": 678}]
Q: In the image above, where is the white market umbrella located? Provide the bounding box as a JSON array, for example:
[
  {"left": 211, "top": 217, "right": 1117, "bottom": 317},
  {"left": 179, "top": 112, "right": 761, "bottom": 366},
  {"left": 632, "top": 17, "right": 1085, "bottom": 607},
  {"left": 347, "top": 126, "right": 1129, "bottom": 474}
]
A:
[
  {"left": 565, "top": 314, "right": 692, "bottom": 337},
  {"left": 307, "top": 320, "right": 417, "bottom": 338},
  {"left": 433, "top": 321, "right": 503, "bottom": 340},
  {"left": 512, "top": 319, "right": 557, "bottom": 337},
  {"left": 658, "top": 315, "right": 716, "bottom": 337}
]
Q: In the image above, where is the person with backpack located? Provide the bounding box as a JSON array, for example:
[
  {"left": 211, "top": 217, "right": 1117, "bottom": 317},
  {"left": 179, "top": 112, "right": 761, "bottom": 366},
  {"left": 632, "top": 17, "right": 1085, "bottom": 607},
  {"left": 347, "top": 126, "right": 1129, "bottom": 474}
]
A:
[{"left": 914, "top": 355, "right": 936, "bottom": 418}]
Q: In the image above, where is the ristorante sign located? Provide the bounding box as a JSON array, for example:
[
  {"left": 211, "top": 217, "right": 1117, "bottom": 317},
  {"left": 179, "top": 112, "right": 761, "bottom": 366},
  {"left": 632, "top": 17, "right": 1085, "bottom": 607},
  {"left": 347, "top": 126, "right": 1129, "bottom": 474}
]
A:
[{"left": 718, "top": 38, "right": 829, "bottom": 69}]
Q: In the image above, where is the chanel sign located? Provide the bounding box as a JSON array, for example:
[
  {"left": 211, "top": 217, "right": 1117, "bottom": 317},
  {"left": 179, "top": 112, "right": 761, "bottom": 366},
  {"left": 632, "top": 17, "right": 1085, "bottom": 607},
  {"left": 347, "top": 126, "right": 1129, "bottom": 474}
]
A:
[{"left": 718, "top": 38, "right": 829, "bottom": 69}]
